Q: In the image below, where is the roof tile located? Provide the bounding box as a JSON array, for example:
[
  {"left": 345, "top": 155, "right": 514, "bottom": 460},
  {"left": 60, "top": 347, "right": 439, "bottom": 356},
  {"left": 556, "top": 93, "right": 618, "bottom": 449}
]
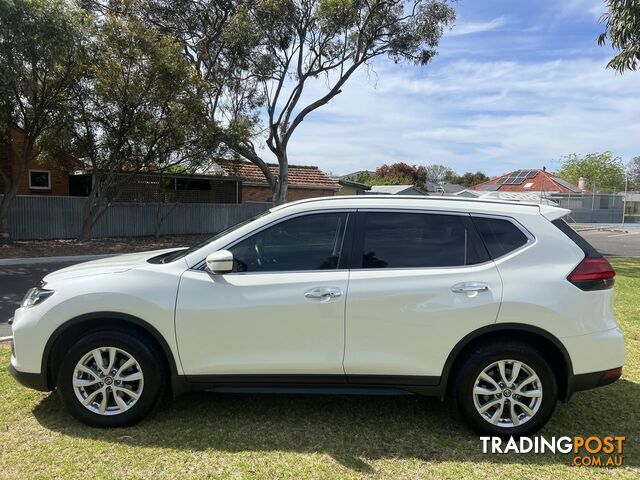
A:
[{"left": 215, "top": 159, "right": 340, "bottom": 189}]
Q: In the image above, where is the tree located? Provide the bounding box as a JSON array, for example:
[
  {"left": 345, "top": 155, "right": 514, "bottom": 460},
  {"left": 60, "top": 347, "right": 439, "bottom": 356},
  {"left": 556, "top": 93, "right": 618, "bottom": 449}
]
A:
[
  {"left": 375, "top": 162, "right": 427, "bottom": 186},
  {"left": 444, "top": 170, "right": 488, "bottom": 187},
  {"left": 598, "top": 0, "right": 640, "bottom": 73},
  {"left": 47, "top": 13, "right": 218, "bottom": 240},
  {"left": 556, "top": 152, "right": 625, "bottom": 193},
  {"left": 0, "top": 0, "right": 87, "bottom": 240},
  {"left": 424, "top": 164, "right": 454, "bottom": 183},
  {"left": 150, "top": 0, "right": 455, "bottom": 204},
  {"left": 627, "top": 156, "right": 640, "bottom": 190}
]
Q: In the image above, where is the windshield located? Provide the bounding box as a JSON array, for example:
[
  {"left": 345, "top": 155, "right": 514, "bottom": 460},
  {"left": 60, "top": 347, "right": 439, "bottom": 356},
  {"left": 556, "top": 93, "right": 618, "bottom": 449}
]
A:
[{"left": 162, "top": 210, "right": 271, "bottom": 263}]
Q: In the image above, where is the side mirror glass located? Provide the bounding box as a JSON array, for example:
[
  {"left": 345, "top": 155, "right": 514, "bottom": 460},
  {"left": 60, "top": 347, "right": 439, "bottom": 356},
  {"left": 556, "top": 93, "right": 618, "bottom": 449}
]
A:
[{"left": 205, "top": 250, "right": 233, "bottom": 274}]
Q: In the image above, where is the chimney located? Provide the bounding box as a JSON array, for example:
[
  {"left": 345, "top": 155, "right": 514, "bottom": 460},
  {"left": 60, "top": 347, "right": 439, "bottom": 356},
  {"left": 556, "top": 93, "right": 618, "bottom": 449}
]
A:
[
  {"left": 578, "top": 176, "right": 585, "bottom": 191},
  {"left": 542, "top": 166, "right": 546, "bottom": 172}
]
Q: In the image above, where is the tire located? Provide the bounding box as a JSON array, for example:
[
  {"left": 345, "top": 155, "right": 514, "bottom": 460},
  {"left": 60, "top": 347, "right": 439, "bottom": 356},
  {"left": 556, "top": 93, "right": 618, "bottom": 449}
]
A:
[
  {"left": 56, "top": 330, "right": 164, "bottom": 427},
  {"left": 454, "top": 340, "right": 558, "bottom": 437}
]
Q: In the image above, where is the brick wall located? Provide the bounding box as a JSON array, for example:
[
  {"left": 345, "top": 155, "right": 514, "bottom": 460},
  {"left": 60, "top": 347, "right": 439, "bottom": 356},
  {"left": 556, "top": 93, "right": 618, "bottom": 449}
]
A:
[
  {"left": 243, "top": 185, "right": 336, "bottom": 202},
  {"left": 1, "top": 129, "right": 70, "bottom": 196}
]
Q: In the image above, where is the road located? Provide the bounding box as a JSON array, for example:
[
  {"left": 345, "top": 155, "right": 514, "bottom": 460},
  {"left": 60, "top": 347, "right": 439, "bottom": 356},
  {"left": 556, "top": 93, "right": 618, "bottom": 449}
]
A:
[
  {"left": 0, "top": 261, "right": 75, "bottom": 337},
  {"left": 578, "top": 229, "right": 640, "bottom": 257},
  {"left": 1, "top": 229, "right": 638, "bottom": 338}
]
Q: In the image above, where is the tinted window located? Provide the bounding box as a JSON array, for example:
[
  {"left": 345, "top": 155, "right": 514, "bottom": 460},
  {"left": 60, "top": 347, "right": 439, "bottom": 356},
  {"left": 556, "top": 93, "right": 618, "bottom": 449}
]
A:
[
  {"left": 472, "top": 216, "right": 529, "bottom": 259},
  {"left": 552, "top": 218, "right": 601, "bottom": 258},
  {"left": 229, "top": 213, "right": 349, "bottom": 272},
  {"left": 359, "top": 212, "right": 484, "bottom": 268}
]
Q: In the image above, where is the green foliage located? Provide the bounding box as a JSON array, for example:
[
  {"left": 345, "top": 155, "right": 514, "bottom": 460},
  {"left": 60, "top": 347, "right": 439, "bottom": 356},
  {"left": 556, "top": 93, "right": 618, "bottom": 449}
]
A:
[
  {"left": 445, "top": 171, "right": 489, "bottom": 187},
  {"left": 375, "top": 162, "right": 427, "bottom": 186},
  {"left": 598, "top": 0, "right": 640, "bottom": 73},
  {"left": 49, "top": 12, "right": 217, "bottom": 174},
  {"left": 557, "top": 152, "right": 626, "bottom": 193},
  {"left": 628, "top": 156, "right": 640, "bottom": 190},
  {"left": 0, "top": 0, "right": 87, "bottom": 142}
]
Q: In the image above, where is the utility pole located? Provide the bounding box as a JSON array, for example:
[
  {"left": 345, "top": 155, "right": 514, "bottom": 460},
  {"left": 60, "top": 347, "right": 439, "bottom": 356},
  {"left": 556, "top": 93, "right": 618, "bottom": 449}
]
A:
[{"left": 622, "top": 174, "right": 628, "bottom": 228}]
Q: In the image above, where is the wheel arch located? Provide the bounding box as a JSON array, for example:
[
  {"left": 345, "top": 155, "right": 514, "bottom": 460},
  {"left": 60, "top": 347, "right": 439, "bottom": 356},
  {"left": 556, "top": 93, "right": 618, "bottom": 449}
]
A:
[
  {"left": 441, "top": 323, "right": 574, "bottom": 402},
  {"left": 43, "top": 312, "right": 179, "bottom": 390}
]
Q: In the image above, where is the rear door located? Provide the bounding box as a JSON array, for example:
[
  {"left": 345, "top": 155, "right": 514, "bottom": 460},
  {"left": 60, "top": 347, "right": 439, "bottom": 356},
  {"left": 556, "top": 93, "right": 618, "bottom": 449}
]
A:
[{"left": 343, "top": 210, "right": 503, "bottom": 381}]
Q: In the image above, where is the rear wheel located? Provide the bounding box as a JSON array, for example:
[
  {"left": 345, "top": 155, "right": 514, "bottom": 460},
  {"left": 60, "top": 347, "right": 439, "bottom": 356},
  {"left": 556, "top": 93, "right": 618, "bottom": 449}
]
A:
[
  {"left": 57, "top": 330, "right": 164, "bottom": 427},
  {"left": 454, "top": 340, "right": 558, "bottom": 436}
]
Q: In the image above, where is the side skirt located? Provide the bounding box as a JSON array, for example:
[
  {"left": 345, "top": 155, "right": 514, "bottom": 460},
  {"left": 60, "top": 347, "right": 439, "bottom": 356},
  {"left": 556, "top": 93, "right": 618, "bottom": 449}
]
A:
[{"left": 171, "top": 374, "right": 444, "bottom": 398}]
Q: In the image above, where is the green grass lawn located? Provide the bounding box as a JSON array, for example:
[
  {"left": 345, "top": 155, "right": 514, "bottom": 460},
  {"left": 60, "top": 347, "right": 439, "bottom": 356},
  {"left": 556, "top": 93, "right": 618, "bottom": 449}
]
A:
[{"left": 1, "top": 258, "right": 638, "bottom": 479}]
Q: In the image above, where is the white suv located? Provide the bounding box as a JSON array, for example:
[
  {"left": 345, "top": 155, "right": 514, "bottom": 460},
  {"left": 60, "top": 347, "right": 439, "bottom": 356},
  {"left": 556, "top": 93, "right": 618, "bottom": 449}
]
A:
[{"left": 9, "top": 196, "right": 625, "bottom": 435}]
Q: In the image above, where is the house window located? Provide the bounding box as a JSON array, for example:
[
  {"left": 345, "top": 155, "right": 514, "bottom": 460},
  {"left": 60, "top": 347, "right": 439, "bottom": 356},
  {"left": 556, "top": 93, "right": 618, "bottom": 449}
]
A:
[{"left": 29, "top": 170, "right": 51, "bottom": 190}]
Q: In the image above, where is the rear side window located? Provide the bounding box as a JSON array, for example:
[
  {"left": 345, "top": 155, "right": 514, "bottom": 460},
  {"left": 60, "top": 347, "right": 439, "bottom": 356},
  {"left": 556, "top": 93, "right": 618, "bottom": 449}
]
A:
[
  {"left": 357, "top": 212, "right": 487, "bottom": 268},
  {"left": 471, "top": 216, "right": 529, "bottom": 259}
]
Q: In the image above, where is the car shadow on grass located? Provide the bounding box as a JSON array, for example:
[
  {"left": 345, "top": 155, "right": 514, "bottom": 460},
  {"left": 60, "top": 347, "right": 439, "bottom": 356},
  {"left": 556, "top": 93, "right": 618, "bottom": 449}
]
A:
[{"left": 33, "top": 379, "right": 639, "bottom": 471}]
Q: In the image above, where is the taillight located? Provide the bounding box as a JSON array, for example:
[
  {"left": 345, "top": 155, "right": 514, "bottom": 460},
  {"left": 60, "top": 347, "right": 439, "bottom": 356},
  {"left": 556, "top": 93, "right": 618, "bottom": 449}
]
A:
[{"left": 567, "top": 257, "right": 615, "bottom": 291}]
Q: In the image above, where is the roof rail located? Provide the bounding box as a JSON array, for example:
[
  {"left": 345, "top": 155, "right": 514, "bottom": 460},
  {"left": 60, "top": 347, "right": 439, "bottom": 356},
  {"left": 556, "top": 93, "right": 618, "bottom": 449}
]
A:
[{"left": 271, "top": 194, "right": 545, "bottom": 211}]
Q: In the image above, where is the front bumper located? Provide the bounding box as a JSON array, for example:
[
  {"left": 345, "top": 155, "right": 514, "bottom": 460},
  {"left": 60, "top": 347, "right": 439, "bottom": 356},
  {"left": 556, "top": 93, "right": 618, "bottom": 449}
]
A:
[{"left": 8, "top": 363, "right": 51, "bottom": 391}]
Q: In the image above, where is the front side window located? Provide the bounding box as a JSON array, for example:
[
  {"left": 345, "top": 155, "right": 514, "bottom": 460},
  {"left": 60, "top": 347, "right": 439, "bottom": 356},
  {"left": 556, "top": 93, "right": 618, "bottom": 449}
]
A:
[
  {"left": 358, "top": 212, "right": 485, "bottom": 268},
  {"left": 229, "top": 213, "right": 349, "bottom": 272}
]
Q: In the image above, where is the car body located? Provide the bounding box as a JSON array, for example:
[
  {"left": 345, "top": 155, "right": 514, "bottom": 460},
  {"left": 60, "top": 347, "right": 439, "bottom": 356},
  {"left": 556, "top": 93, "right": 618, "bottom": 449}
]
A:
[{"left": 9, "top": 195, "right": 625, "bottom": 434}]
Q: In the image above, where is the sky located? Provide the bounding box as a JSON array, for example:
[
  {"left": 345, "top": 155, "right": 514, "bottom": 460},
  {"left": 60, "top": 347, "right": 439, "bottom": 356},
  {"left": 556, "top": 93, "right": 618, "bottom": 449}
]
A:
[{"left": 269, "top": 0, "right": 640, "bottom": 177}]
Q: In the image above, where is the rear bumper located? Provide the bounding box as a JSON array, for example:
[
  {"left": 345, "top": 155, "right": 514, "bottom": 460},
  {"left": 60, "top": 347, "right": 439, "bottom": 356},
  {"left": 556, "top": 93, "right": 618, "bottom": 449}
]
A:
[
  {"left": 8, "top": 363, "right": 51, "bottom": 392},
  {"left": 565, "top": 366, "right": 622, "bottom": 401}
]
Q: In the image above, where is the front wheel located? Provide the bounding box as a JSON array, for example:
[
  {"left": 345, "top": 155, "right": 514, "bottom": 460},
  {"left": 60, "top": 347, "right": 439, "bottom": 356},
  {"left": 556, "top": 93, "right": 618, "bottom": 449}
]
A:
[
  {"left": 454, "top": 341, "right": 558, "bottom": 437},
  {"left": 57, "top": 330, "right": 164, "bottom": 427}
]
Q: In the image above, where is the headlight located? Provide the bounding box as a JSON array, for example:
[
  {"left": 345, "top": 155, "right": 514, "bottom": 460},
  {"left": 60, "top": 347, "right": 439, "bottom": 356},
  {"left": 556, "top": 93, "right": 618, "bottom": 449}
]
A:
[{"left": 21, "top": 287, "right": 54, "bottom": 308}]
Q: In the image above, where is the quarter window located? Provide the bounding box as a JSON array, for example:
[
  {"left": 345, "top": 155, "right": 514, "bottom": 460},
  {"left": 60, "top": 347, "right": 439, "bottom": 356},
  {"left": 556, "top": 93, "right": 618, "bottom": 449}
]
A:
[
  {"left": 229, "top": 213, "right": 349, "bottom": 272},
  {"left": 471, "top": 216, "right": 529, "bottom": 259},
  {"left": 358, "top": 212, "right": 485, "bottom": 268}
]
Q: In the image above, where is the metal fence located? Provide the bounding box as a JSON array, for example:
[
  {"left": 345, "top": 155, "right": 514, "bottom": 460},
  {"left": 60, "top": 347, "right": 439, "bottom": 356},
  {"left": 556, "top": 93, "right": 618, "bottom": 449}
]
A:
[
  {"left": 3, "top": 195, "right": 272, "bottom": 240},
  {"left": 548, "top": 193, "right": 640, "bottom": 225}
]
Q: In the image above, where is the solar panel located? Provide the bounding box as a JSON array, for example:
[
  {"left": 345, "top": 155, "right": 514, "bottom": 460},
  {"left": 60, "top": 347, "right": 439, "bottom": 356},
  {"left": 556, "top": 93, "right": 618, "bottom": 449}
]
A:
[
  {"left": 479, "top": 184, "right": 501, "bottom": 191},
  {"left": 496, "top": 177, "right": 506, "bottom": 184},
  {"left": 501, "top": 169, "right": 539, "bottom": 185},
  {"left": 553, "top": 177, "right": 582, "bottom": 193}
]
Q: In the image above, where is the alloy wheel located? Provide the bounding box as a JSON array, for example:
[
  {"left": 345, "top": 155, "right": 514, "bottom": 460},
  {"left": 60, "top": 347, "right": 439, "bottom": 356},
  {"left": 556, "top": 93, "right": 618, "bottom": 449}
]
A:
[
  {"left": 72, "top": 347, "right": 144, "bottom": 416},
  {"left": 472, "top": 359, "right": 543, "bottom": 428}
]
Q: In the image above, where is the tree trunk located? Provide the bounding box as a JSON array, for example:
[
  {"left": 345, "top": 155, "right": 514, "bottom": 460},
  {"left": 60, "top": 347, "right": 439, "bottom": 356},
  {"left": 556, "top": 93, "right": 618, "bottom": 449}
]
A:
[
  {"left": 79, "top": 174, "right": 103, "bottom": 241},
  {"left": 0, "top": 139, "right": 33, "bottom": 242},
  {"left": 273, "top": 154, "right": 289, "bottom": 205},
  {"left": 80, "top": 197, "right": 95, "bottom": 242},
  {"left": 0, "top": 193, "right": 15, "bottom": 242}
]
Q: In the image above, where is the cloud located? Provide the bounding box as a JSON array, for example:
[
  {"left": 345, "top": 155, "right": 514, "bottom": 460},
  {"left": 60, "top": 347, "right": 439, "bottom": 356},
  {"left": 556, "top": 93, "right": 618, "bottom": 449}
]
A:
[
  {"left": 274, "top": 56, "right": 640, "bottom": 177},
  {"left": 448, "top": 16, "right": 508, "bottom": 36}
]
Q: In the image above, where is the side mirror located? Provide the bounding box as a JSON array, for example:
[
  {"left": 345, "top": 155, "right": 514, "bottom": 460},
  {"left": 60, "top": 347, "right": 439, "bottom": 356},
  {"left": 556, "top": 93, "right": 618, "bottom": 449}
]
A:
[{"left": 205, "top": 250, "right": 234, "bottom": 274}]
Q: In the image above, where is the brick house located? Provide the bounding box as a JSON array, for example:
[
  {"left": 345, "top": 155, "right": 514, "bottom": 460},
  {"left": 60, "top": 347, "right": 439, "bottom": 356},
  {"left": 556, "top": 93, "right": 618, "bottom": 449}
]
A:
[
  {"left": 0, "top": 128, "right": 76, "bottom": 196},
  {"left": 215, "top": 159, "right": 340, "bottom": 202}
]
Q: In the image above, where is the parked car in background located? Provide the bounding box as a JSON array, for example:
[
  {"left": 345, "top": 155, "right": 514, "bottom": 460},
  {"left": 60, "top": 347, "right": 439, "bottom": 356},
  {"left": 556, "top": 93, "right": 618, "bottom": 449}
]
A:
[{"left": 9, "top": 196, "right": 625, "bottom": 436}]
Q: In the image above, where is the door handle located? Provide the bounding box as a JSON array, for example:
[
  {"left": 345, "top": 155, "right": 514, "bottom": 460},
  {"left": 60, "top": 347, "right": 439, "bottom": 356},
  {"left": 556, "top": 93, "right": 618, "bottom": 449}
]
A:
[
  {"left": 451, "top": 282, "right": 489, "bottom": 295},
  {"left": 304, "top": 287, "right": 343, "bottom": 302}
]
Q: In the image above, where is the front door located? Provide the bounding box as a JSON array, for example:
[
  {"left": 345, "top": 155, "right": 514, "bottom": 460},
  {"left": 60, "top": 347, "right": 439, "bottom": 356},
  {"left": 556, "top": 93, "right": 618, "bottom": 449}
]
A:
[
  {"left": 176, "top": 211, "right": 353, "bottom": 376},
  {"left": 344, "top": 210, "right": 503, "bottom": 380}
]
